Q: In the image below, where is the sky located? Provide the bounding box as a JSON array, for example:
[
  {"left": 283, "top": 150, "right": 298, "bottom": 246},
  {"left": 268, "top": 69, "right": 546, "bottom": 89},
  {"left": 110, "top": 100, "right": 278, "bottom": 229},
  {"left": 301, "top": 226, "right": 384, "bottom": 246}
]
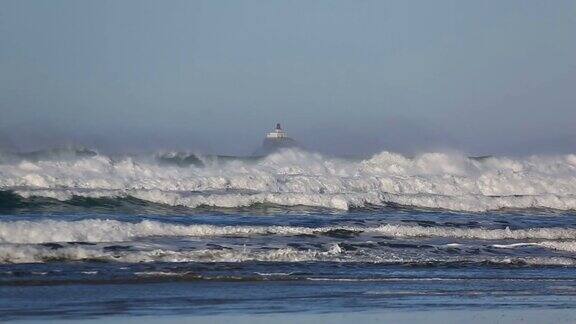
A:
[{"left": 1, "top": 0, "right": 575, "bottom": 156}]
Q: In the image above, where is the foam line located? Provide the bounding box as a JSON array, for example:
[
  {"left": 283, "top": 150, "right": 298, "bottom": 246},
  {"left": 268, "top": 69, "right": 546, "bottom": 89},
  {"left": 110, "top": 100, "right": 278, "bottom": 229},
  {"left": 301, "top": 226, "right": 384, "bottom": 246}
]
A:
[{"left": 2, "top": 219, "right": 576, "bottom": 244}]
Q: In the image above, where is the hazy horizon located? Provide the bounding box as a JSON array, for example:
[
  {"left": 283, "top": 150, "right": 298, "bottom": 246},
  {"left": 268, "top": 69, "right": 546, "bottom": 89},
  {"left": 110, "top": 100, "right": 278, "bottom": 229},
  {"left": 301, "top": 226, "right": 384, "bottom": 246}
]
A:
[{"left": 1, "top": 0, "right": 575, "bottom": 156}]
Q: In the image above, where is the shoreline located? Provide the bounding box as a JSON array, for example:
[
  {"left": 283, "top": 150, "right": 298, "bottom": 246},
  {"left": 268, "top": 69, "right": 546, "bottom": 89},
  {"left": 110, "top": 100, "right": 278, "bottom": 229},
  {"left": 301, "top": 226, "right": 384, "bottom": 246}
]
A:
[{"left": 15, "top": 308, "right": 576, "bottom": 324}]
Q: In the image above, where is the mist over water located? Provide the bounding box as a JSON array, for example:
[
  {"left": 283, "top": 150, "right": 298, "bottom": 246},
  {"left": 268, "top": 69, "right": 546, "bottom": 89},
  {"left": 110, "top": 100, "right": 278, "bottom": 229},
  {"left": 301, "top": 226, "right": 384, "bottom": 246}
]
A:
[
  {"left": 1, "top": 1, "right": 576, "bottom": 156},
  {"left": 0, "top": 119, "right": 459, "bottom": 157}
]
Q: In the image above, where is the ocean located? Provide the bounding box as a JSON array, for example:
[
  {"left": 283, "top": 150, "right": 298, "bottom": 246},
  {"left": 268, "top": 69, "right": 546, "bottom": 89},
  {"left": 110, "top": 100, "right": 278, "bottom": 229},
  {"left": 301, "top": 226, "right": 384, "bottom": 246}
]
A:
[{"left": 1, "top": 148, "right": 576, "bottom": 322}]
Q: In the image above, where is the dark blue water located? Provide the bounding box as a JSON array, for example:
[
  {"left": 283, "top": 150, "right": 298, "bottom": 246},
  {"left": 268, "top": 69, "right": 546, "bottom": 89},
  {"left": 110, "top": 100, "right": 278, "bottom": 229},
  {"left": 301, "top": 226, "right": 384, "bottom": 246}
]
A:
[{"left": 2, "top": 202, "right": 576, "bottom": 321}]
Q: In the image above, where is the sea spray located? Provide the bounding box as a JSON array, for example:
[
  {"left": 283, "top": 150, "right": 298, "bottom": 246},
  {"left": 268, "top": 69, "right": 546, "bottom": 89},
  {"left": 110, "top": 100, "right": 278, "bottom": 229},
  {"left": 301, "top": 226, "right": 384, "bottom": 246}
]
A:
[{"left": 1, "top": 148, "right": 576, "bottom": 212}]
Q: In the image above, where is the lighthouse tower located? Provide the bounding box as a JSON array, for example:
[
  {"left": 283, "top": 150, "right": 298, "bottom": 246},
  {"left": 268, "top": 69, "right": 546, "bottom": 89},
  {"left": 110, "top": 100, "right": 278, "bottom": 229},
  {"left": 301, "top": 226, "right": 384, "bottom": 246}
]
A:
[
  {"left": 254, "top": 123, "right": 299, "bottom": 155},
  {"left": 266, "top": 123, "right": 288, "bottom": 139}
]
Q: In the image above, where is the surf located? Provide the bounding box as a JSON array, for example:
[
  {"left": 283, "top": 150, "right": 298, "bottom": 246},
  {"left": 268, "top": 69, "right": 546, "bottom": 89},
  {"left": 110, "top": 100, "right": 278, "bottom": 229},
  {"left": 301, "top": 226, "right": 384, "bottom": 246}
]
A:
[{"left": 1, "top": 148, "right": 575, "bottom": 212}]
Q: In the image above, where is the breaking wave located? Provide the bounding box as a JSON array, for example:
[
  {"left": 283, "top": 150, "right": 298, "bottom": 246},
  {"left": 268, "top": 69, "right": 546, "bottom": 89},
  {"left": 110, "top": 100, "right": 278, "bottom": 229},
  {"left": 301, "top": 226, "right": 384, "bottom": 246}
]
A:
[
  {"left": 2, "top": 219, "right": 576, "bottom": 244},
  {"left": 1, "top": 242, "right": 575, "bottom": 266},
  {"left": 1, "top": 148, "right": 576, "bottom": 212},
  {"left": 2, "top": 218, "right": 576, "bottom": 265}
]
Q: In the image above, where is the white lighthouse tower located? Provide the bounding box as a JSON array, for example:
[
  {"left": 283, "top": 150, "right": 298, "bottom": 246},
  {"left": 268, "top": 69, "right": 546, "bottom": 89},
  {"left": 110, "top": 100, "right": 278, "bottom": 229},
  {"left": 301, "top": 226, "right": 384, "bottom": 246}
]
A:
[
  {"left": 266, "top": 123, "right": 288, "bottom": 139},
  {"left": 254, "top": 123, "right": 299, "bottom": 155}
]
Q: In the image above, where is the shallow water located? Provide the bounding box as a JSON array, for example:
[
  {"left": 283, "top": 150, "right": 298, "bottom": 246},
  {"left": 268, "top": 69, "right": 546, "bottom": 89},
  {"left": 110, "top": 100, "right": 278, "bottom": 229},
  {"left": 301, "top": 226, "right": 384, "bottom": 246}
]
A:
[{"left": 2, "top": 206, "right": 576, "bottom": 320}]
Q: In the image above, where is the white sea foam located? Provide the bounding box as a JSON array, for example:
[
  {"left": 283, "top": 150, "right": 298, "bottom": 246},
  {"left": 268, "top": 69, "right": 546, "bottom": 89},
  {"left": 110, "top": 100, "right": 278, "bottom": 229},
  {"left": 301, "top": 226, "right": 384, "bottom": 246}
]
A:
[
  {"left": 538, "top": 241, "right": 576, "bottom": 253},
  {"left": 1, "top": 219, "right": 576, "bottom": 244},
  {"left": 493, "top": 241, "right": 576, "bottom": 253},
  {"left": 0, "top": 219, "right": 316, "bottom": 244},
  {"left": 2, "top": 149, "right": 576, "bottom": 211},
  {"left": 372, "top": 224, "right": 576, "bottom": 240},
  {"left": 1, "top": 243, "right": 574, "bottom": 266},
  {"left": 0, "top": 243, "right": 346, "bottom": 264}
]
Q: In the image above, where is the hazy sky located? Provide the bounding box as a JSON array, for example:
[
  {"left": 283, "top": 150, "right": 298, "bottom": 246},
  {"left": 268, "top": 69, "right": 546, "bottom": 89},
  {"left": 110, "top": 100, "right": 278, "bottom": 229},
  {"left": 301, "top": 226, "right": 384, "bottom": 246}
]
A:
[{"left": 1, "top": 0, "right": 575, "bottom": 156}]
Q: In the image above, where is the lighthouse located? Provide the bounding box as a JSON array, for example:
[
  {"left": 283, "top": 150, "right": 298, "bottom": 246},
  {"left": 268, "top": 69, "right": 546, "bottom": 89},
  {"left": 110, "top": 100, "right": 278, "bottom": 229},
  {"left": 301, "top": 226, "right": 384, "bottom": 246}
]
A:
[
  {"left": 254, "top": 123, "right": 299, "bottom": 155},
  {"left": 266, "top": 123, "right": 288, "bottom": 139}
]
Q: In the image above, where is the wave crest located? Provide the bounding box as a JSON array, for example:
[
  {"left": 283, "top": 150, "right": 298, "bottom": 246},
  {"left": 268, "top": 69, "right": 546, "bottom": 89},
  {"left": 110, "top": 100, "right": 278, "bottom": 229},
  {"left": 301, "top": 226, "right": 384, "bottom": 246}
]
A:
[
  {"left": 2, "top": 219, "right": 576, "bottom": 244},
  {"left": 1, "top": 148, "right": 576, "bottom": 212}
]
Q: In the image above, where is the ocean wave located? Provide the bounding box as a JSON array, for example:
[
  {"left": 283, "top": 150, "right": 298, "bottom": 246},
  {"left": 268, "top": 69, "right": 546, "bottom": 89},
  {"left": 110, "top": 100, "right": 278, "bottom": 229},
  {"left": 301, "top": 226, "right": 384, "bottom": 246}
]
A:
[
  {"left": 0, "top": 219, "right": 316, "bottom": 244},
  {"left": 1, "top": 148, "right": 576, "bottom": 212},
  {"left": 2, "top": 219, "right": 576, "bottom": 244},
  {"left": 493, "top": 241, "right": 576, "bottom": 253},
  {"left": 1, "top": 242, "right": 575, "bottom": 266},
  {"left": 0, "top": 243, "right": 346, "bottom": 264}
]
